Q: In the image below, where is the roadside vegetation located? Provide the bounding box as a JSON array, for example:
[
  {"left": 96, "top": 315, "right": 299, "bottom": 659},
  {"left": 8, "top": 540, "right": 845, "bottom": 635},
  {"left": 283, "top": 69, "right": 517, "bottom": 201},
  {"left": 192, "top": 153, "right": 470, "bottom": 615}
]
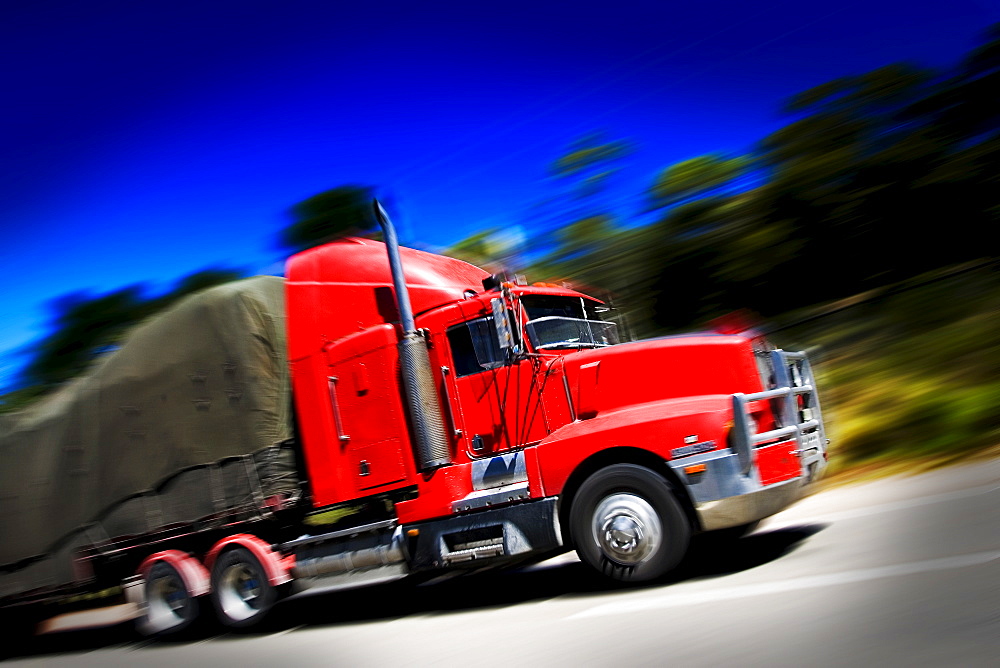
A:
[{"left": 772, "top": 262, "right": 999, "bottom": 480}]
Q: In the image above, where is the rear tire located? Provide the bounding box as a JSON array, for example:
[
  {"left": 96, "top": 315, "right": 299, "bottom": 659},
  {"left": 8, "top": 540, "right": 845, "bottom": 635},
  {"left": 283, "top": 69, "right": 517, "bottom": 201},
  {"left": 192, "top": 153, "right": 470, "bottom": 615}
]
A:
[
  {"left": 210, "top": 547, "right": 275, "bottom": 628},
  {"left": 570, "top": 464, "right": 690, "bottom": 582},
  {"left": 138, "top": 560, "right": 199, "bottom": 636}
]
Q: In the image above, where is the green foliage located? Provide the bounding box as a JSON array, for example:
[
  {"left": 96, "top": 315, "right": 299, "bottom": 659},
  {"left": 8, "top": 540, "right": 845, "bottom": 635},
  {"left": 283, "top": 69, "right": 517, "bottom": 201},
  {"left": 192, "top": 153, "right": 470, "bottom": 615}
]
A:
[
  {"left": 22, "top": 286, "right": 148, "bottom": 389},
  {"left": 550, "top": 133, "right": 632, "bottom": 226},
  {"left": 650, "top": 154, "right": 749, "bottom": 208},
  {"left": 170, "top": 268, "right": 246, "bottom": 299},
  {"left": 281, "top": 185, "right": 376, "bottom": 252},
  {"left": 552, "top": 135, "right": 632, "bottom": 179},
  {"left": 779, "top": 264, "right": 1000, "bottom": 470},
  {"left": 444, "top": 228, "right": 504, "bottom": 267},
  {"left": 0, "top": 385, "right": 49, "bottom": 414},
  {"left": 750, "top": 50, "right": 998, "bottom": 311},
  {"left": 632, "top": 25, "right": 999, "bottom": 325},
  {"left": 555, "top": 215, "right": 615, "bottom": 256}
]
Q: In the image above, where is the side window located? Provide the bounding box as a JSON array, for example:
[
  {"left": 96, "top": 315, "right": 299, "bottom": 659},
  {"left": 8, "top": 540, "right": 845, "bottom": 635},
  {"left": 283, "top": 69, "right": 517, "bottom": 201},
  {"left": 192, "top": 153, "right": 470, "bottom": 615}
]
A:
[{"left": 447, "top": 317, "right": 506, "bottom": 377}]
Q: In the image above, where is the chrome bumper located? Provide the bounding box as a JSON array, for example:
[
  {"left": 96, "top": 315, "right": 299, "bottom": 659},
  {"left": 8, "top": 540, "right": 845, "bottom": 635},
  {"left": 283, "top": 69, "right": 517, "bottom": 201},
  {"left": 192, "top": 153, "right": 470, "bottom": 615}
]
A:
[
  {"left": 674, "top": 348, "right": 830, "bottom": 531},
  {"left": 669, "top": 448, "right": 822, "bottom": 531},
  {"left": 694, "top": 473, "right": 809, "bottom": 531}
]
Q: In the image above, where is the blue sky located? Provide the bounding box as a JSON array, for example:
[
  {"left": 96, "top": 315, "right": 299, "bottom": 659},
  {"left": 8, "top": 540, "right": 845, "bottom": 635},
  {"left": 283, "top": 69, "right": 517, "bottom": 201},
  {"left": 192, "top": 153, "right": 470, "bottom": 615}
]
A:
[{"left": 2, "top": 0, "right": 998, "bottom": 391}]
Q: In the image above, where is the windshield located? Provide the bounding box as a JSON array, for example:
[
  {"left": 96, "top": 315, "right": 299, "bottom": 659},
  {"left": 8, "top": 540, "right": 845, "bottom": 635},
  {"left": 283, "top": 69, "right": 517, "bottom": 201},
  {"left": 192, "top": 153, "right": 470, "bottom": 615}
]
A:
[{"left": 522, "top": 295, "right": 619, "bottom": 350}]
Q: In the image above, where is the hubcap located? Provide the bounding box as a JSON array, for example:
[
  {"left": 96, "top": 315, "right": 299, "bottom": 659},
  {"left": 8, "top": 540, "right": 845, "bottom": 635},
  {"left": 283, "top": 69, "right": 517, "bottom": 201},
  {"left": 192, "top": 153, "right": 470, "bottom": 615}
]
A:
[
  {"left": 592, "top": 493, "right": 662, "bottom": 565},
  {"left": 219, "top": 563, "right": 263, "bottom": 621},
  {"left": 141, "top": 568, "right": 191, "bottom": 634}
]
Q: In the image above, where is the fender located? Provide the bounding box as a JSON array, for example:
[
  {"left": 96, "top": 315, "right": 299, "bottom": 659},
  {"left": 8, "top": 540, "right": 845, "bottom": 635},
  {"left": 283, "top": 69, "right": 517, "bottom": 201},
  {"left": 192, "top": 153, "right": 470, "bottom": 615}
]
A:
[
  {"left": 204, "top": 534, "right": 295, "bottom": 587},
  {"left": 137, "top": 550, "right": 210, "bottom": 597},
  {"left": 531, "top": 394, "right": 733, "bottom": 498}
]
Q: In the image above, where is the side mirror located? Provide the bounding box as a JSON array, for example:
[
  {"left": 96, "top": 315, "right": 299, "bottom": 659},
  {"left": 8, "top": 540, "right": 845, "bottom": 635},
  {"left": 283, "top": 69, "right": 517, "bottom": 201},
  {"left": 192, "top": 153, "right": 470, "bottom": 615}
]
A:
[{"left": 491, "top": 298, "right": 519, "bottom": 354}]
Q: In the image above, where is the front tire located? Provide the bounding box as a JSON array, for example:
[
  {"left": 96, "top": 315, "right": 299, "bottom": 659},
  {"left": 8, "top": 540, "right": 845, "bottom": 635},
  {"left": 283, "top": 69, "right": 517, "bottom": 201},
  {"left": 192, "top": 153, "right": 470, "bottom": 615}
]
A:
[
  {"left": 570, "top": 464, "right": 690, "bottom": 582},
  {"left": 210, "top": 547, "right": 276, "bottom": 628}
]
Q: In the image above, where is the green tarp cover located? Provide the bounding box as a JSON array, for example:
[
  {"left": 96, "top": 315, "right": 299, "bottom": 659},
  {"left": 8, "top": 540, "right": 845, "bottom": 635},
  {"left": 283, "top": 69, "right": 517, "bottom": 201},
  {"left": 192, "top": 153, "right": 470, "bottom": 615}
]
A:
[{"left": 0, "top": 276, "right": 296, "bottom": 595}]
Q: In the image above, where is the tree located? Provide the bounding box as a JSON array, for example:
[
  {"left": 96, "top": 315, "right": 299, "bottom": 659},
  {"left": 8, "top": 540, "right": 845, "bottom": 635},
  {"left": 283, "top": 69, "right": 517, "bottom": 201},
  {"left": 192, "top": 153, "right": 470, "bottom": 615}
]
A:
[
  {"left": 755, "top": 49, "right": 998, "bottom": 309},
  {"left": 520, "top": 25, "right": 1000, "bottom": 332},
  {"left": 444, "top": 228, "right": 515, "bottom": 270},
  {"left": 171, "top": 268, "right": 246, "bottom": 299},
  {"left": 23, "top": 286, "right": 147, "bottom": 388},
  {"left": 281, "top": 185, "right": 376, "bottom": 252},
  {"left": 649, "top": 154, "right": 750, "bottom": 212},
  {"left": 549, "top": 133, "right": 631, "bottom": 236},
  {"left": 539, "top": 133, "right": 633, "bottom": 272}
]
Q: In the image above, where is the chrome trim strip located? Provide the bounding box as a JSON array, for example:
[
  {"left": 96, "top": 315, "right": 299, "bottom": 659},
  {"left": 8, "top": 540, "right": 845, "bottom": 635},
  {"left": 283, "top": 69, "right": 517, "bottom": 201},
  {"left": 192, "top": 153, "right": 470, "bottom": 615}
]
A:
[
  {"left": 562, "top": 371, "right": 576, "bottom": 421},
  {"left": 439, "top": 366, "right": 464, "bottom": 439},
  {"left": 283, "top": 519, "right": 397, "bottom": 550},
  {"left": 451, "top": 482, "right": 530, "bottom": 513}
]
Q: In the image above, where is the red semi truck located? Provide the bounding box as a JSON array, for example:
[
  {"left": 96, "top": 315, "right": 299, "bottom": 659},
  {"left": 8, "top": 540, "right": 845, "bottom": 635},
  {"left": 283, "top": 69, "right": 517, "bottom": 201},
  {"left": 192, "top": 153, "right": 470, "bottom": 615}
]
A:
[{"left": 0, "top": 202, "right": 828, "bottom": 635}]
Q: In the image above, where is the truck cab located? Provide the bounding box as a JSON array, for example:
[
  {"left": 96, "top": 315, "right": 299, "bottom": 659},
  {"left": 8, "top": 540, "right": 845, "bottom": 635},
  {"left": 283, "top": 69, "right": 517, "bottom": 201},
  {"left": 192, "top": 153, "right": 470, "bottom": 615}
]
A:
[{"left": 285, "top": 234, "right": 829, "bottom": 583}]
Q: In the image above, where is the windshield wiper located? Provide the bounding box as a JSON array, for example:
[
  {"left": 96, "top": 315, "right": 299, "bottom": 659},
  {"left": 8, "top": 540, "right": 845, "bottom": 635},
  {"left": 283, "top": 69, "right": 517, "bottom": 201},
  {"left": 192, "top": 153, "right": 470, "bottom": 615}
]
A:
[{"left": 536, "top": 341, "right": 609, "bottom": 350}]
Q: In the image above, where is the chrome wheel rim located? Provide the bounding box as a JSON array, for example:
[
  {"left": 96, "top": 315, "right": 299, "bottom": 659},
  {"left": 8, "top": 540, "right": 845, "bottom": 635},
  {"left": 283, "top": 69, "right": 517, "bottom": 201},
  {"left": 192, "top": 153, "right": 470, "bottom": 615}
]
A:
[
  {"left": 143, "top": 568, "right": 190, "bottom": 633},
  {"left": 218, "top": 563, "right": 263, "bottom": 622},
  {"left": 591, "top": 493, "right": 662, "bottom": 565}
]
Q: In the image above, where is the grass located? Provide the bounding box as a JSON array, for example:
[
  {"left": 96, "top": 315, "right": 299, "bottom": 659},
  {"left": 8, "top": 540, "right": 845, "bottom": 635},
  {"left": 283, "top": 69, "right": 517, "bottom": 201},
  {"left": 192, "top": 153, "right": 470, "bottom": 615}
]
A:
[{"left": 774, "top": 261, "right": 1000, "bottom": 484}]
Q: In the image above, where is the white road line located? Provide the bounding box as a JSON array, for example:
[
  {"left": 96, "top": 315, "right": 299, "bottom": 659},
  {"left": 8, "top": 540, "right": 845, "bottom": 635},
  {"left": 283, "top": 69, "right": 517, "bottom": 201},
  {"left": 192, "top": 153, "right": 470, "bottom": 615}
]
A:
[
  {"left": 568, "top": 550, "right": 1000, "bottom": 620},
  {"left": 764, "top": 482, "right": 1000, "bottom": 531},
  {"left": 261, "top": 623, "right": 304, "bottom": 640}
]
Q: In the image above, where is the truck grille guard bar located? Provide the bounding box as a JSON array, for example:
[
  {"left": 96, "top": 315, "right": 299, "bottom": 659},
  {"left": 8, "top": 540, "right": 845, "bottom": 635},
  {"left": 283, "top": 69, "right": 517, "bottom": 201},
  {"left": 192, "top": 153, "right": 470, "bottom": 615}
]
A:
[{"left": 730, "top": 350, "right": 828, "bottom": 477}]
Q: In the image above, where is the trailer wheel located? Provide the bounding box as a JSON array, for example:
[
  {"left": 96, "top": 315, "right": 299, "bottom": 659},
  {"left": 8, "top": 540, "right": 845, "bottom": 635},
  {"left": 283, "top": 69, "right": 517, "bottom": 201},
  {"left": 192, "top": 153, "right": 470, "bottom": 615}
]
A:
[
  {"left": 570, "top": 464, "right": 690, "bottom": 582},
  {"left": 139, "top": 560, "right": 199, "bottom": 636},
  {"left": 210, "top": 547, "right": 276, "bottom": 628}
]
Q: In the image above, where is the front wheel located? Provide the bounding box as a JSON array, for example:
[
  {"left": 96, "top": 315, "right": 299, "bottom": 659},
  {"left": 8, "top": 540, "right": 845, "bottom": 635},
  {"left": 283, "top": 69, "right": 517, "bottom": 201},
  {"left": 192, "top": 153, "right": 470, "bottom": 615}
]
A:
[
  {"left": 210, "top": 547, "right": 276, "bottom": 628},
  {"left": 570, "top": 464, "right": 690, "bottom": 582}
]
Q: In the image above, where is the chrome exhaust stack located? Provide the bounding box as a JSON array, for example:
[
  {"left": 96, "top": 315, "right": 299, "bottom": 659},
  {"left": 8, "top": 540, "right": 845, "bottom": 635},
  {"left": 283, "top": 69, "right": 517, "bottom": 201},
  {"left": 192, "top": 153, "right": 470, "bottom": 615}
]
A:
[{"left": 372, "top": 200, "right": 450, "bottom": 470}]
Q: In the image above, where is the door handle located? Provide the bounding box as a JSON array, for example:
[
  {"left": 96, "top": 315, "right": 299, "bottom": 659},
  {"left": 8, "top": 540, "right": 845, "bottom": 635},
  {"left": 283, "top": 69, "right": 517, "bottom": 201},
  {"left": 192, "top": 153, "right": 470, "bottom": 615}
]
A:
[
  {"left": 327, "top": 376, "right": 350, "bottom": 443},
  {"left": 439, "top": 366, "right": 463, "bottom": 439}
]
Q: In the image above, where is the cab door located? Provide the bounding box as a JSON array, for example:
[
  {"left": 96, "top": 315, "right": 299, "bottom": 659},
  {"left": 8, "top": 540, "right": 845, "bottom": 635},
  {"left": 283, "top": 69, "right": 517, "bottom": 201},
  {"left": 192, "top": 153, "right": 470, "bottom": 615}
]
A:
[
  {"left": 441, "top": 309, "right": 548, "bottom": 456},
  {"left": 324, "top": 325, "right": 412, "bottom": 496}
]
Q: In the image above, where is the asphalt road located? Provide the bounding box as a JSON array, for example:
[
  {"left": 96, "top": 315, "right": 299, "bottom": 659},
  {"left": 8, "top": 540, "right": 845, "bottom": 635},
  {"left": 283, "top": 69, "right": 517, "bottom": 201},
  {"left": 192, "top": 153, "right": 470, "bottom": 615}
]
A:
[{"left": 5, "top": 458, "right": 998, "bottom": 667}]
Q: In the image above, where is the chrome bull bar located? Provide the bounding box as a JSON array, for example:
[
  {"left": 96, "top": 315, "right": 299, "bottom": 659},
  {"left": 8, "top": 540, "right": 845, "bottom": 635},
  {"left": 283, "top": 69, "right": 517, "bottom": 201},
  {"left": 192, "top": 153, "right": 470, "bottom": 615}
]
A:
[{"left": 731, "top": 350, "right": 828, "bottom": 478}]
